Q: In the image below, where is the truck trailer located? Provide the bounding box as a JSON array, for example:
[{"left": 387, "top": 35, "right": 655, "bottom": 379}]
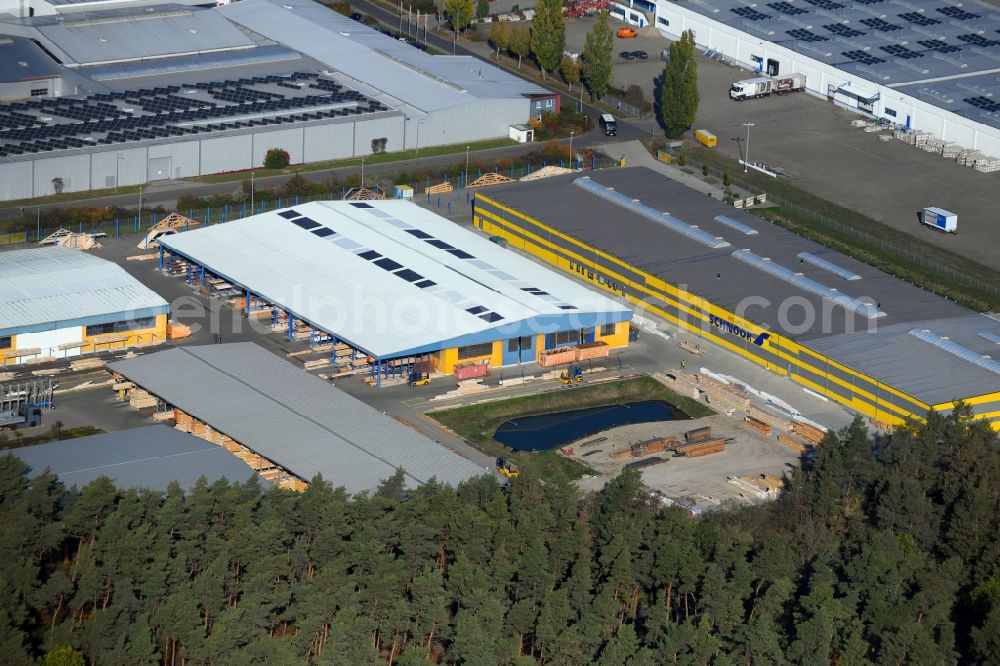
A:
[
  {"left": 729, "top": 73, "right": 806, "bottom": 101},
  {"left": 921, "top": 207, "right": 958, "bottom": 233}
]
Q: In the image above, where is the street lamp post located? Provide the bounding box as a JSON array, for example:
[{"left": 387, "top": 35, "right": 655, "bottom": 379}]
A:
[
  {"left": 115, "top": 155, "right": 124, "bottom": 192},
  {"left": 569, "top": 131, "right": 575, "bottom": 167},
  {"left": 138, "top": 186, "right": 143, "bottom": 226},
  {"left": 465, "top": 145, "right": 470, "bottom": 187},
  {"left": 36, "top": 207, "right": 40, "bottom": 242},
  {"left": 250, "top": 172, "right": 255, "bottom": 214},
  {"left": 743, "top": 122, "right": 755, "bottom": 172}
]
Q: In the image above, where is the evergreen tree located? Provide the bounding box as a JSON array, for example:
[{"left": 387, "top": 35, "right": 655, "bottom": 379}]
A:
[
  {"left": 659, "top": 30, "right": 699, "bottom": 138},
  {"left": 581, "top": 11, "right": 613, "bottom": 100},
  {"left": 529, "top": 0, "right": 565, "bottom": 77}
]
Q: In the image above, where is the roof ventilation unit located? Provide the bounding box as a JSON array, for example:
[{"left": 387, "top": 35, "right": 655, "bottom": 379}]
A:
[
  {"left": 977, "top": 331, "right": 1000, "bottom": 344},
  {"left": 573, "top": 177, "right": 731, "bottom": 249}
]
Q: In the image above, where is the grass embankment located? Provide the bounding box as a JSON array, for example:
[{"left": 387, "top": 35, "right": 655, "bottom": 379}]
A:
[
  {"left": 429, "top": 376, "right": 713, "bottom": 481},
  {"left": 1, "top": 425, "right": 104, "bottom": 451},
  {"left": 682, "top": 146, "right": 1000, "bottom": 312}
]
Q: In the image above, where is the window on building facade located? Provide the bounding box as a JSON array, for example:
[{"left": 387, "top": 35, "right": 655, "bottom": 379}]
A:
[
  {"left": 85, "top": 317, "right": 157, "bottom": 337},
  {"left": 457, "top": 342, "right": 493, "bottom": 360}
]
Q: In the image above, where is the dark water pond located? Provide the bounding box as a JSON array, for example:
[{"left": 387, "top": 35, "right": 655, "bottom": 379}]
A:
[{"left": 494, "top": 400, "right": 686, "bottom": 452}]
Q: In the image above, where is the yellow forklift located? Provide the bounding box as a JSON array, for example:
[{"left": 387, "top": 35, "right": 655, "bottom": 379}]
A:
[
  {"left": 496, "top": 457, "right": 520, "bottom": 479},
  {"left": 559, "top": 365, "right": 584, "bottom": 385},
  {"left": 407, "top": 371, "right": 431, "bottom": 387}
]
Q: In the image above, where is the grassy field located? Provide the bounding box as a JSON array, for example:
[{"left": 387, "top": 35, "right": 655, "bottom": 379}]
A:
[
  {"left": 681, "top": 146, "right": 1000, "bottom": 312},
  {"left": 429, "top": 376, "right": 713, "bottom": 481}
]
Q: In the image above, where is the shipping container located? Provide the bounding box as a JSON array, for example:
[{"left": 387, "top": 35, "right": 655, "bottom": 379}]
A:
[
  {"left": 454, "top": 362, "right": 489, "bottom": 380},
  {"left": 694, "top": 129, "right": 717, "bottom": 147},
  {"left": 921, "top": 207, "right": 957, "bottom": 233}
]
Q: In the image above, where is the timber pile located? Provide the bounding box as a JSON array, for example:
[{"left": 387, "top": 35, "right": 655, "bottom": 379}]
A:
[
  {"left": 0, "top": 372, "right": 15, "bottom": 382},
  {"left": 138, "top": 212, "right": 199, "bottom": 249},
  {"left": 303, "top": 358, "right": 330, "bottom": 370},
  {"left": 40, "top": 228, "right": 103, "bottom": 250},
  {"left": 152, "top": 411, "right": 174, "bottom": 422},
  {"left": 791, "top": 421, "right": 826, "bottom": 446},
  {"left": 127, "top": 254, "right": 157, "bottom": 262},
  {"left": 425, "top": 181, "right": 454, "bottom": 194},
  {"left": 748, "top": 405, "right": 794, "bottom": 432},
  {"left": 777, "top": 434, "right": 807, "bottom": 454},
  {"left": 69, "top": 357, "right": 104, "bottom": 372},
  {"left": 129, "top": 388, "right": 157, "bottom": 409},
  {"left": 467, "top": 172, "right": 514, "bottom": 188},
  {"left": 609, "top": 447, "right": 634, "bottom": 460},
  {"left": 730, "top": 474, "right": 783, "bottom": 500},
  {"left": 519, "top": 165, "right": 574, "bottom": 181},
  {"left": 166, "top": 321, "right": 192, "bottom": 339},
  {"left": 674, "top": 438, "right": 726, "bottom": 457},
  {"left": 30, "top": 367, "right": 61, "bottom": 375},
  {"left": 679, "top": 340, "right": 707, "bottom": 357},
  {"left": 652, "top": 371, "right": 700, "bottom": 400},
  {"left": 743, "top": 416, "right": 772, "bottom": 436},
  {"left": 344, "top": 186, "right": 387, "bottom": 200},
  {"left": 684, "top": 426, "right": 712, "bottom": 443},
  {"left": 629, "top": 436, "right": 679, "bottom": 458},
  {"left": 538, "top": 347, "right": 576, "bottom": 367}
]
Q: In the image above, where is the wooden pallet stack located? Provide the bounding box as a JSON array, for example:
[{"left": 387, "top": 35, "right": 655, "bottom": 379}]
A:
[
  {"left": 628, "top": 436, "right": 679, "bottom": 458},
  {"left": 129, "top": 388, "right": 157, "bottom": 409},
  {"left": 425, "top": 181, "right": 453, "bottom": 194},
  {"left": 69, "top": 357, "right": 104, "bottom": 372},
  {"left": 957, "top": 149, "right": 981, "bottom": 166},
  {"left": 467, "top": 172, "right": 515, "bottom": 188},
  {"left": 941, "top": 143, "right": 961, "bottom": 159},
  {"left": 748, "top": 405, "right": 795, "bottom": 432},
  {"left": 743, "top": 415, "right": 772, "bottom": 436},
  {"left": 791, "top": 421, "right": 826, "bottom": 446},
  {"left": 777, "top": 434, "right": 807, "bottom": 454},
  {"left": 921, "top": 138, "right": 945, "bottom": 154},
  {"left": 974, "top": 156, "right": 1000, "bottom": 173}
]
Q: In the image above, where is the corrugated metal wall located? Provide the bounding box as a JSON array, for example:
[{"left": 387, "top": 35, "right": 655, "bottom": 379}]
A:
[
  {"left": 303, "top": 122, "right": 354, "bottom": 161},
  {"left": 90, "top": 147, "right": 146, "bottom": 190},
  {"left": 252, "top": 128, "right": 304, "bottom": 166},
  {"left": 149, "top": 141, "right": 200, "bottom": 180},
  {"left": 353, "top": 115, "right": 405, "bottom": 156},
  {"left": 33, "top": 154, "right": 89, "bottom": 197},
  {"left": 199, "top": 134, "right": 254, "bottom": 174}
]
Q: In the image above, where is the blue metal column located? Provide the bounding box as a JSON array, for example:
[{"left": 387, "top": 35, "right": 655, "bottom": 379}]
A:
[
  {"left": 287, "top": 311, "right": 294, "bottom": 341},
  {"left": 376, "top": 359, "right": 382, "bottom": 388},
  {"left": 245, "top": 290, "right": 251, "bottom": 317},
  {"left": 158, "top": 247, "right": 164, "bottom": 271}
]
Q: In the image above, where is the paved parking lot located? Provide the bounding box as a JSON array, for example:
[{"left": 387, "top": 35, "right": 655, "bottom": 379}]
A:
[{"left": 562, "top": 15, "right": 1000, "bottom": 272}]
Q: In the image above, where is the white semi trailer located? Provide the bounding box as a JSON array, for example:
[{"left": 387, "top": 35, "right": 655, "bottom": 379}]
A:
[{"left": 729, "top": 73, "right": 806, "bottom": 101}]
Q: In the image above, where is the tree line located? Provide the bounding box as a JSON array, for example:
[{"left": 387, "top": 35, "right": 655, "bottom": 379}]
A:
[{"left": 2, "top": 408, "right": 997, "bottom": 664}]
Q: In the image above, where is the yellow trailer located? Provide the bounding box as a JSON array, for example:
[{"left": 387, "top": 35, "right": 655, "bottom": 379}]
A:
[{"left": 694, "top": 129, "right": 717, "bottom": 147}]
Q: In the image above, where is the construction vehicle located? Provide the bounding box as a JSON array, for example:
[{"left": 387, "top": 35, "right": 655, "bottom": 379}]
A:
[
  {"left": 0, "top": 403, "right": 42, "bottom": 430},
  {"left": 407, "top": 371, "right": 431, "bottom": 387},
  {"left": 729, "top": 73, "right": 806, "bottom": 101},
  {"left": 496, "top": 457, "right": 520, "bottom": 479},
  {"left": 559, "top": 365, "right": 584, "bottom": 384}
]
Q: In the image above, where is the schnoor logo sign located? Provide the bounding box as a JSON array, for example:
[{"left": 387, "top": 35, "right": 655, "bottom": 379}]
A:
[{"left": 708, "top": 314, "right": 771, "bottom": 347}]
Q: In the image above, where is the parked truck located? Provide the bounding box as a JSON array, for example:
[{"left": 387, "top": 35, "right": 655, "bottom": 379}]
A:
[
  {"left": 0, "top": 403, "right": 42, "bottom": 430},
  {"left": 921, "top": 207, "right": 958, "bottom": 233},
  {"left": 729, "top": 73, "right": 806, "bottom": 101}
]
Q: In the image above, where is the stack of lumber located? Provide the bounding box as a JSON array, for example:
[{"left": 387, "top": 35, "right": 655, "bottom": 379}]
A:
[
  {"left": 684, "top": 426, "right": 712, "bottom": 443},
  {"left": 791, "top": 421, "right": 826, "bottom": 445},
  {"left": 674, "top": 438, "right": 726, "bottom": 457},
  {"left": 425, "top": 181, "right": 453, "bottom": 194},
  {"left": 609, "top": 447, "right": 635, "bottom": 460},
  {"left": 152, "top": 410, "right": 174, "bottom": 422},
  {"left": 0, "top": 372, "right": 15, "bottom": 382},
  {"left": 748, "top": 405, "right": 794, "bottom": 432},
  {"left": 344, "top": 187, "right": 387, "bottom": 200},
  {"left": 174, "top": 409, "right": 194, "bottom": 432},
  {"left": 129, "top": 388, "right": 157, "bottom": 409},
  {"left": 777, "top": 434, "right": 807, "bottom": 454},
  {"left": 519, "top": 165, "right": 574, "bottom": 181},
  {"left": 869, "top": 417, "right": 895, "bottom": 433},
  {"left": 467, "top": 172, "right": 515, "bottom": 188},
  {"left": 697, "top": 375, "right": 750, "bottom": 414},
  {"left": 629, "top": 436, "right": 679, "bottom": 458},
  {"left": 69, "top": 357, "right": 104, "bottom": 372},
  {"left": 127, "top": 254, "right": 157, "bottom": 262},
  {"left": 730, "top": 474, "right": 784, "bottom": 499},
  {"left": 39, "top": 228, "right": 102, "bottom": 250},
  {"left": 679, "top": 340, "right": 707, "bottom": 356},
  {"left": 743, "top": 415, "right": 772, "bottom": 435},
  {"left": 138, "top": 212, "right": 199, "bottom": 249},
  {"left": 166, "top": 321, "right": 192, "bottom": 340},
  {"left": 652, "top": 371, "right": 700, "bottom": 400},
  {"left": 303, "top": 358, "right": 330, "bottom": 370},
  {"left": 30, "top": 366, "right": 60, "bottom": 375}
]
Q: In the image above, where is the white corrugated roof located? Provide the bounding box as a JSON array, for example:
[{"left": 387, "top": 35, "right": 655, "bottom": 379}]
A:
[
  {"left": 160, "top": 200, "right": 630, "bottom": 358},
  {"left": 223, "top": 0, "right": 548, "bottom": 111},
  {"left": 107, "top": 343, "right": 488, "bottom": 492},
  {"left": 0, "top": 246, "right": 169, "bottom": 336}
]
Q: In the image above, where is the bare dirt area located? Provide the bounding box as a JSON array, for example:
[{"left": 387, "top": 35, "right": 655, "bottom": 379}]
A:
[{"left": 568, "top": 414, "right": 796, "bottom": 511}]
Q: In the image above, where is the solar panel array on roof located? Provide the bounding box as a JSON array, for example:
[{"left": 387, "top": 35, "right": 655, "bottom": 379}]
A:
[
  {"left": 732, "top": 6, "right": 771, "bottom": 20},
  {"left": 825, "top": 24, "right": 865, "bottom": 38},
  {"left": 768, "top": 2, "right": 807, "bottom": 15},
  {"left": 0, "top": 72, "right": 388, "bottom": 158},
  {"left": 573, "top": 177, "right": 732, "bottom": 250},
  {"left": 842, "top": 50, "right": 886, "bottom": 65},
  {"left": 881, "top": 45, "right": 925, "bottom": 60},
  {"left": 787, "top": 29, "right": 828, "bottom": 42},
  {"left": 898, "top": 11, "right": 940, "bottom": 26}
]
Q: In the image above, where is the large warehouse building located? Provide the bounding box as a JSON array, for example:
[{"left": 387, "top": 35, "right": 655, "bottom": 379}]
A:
[
  {"left": 475, "top": 168, "right": 1000, "bottom": 430},
  {"left": 655, "top": 0, "right": 1000, "bottom": 156},
  {"left": 108, "top": 343, "right": 489, "bottom": 492},
  {"left": 156, "top": 199, "right": 632, "bottom": 385},
  {"left": 0, "top": 0, "right": 553, "bottom": 199},
  {"left": 0, "top": 246, "right": 168, "bottom": 364}
]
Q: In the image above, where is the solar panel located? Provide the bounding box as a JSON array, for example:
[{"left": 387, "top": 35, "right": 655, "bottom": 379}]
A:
[
  {"left": 842, "top": 50, "right": 886, "bottom": 65},
  {"left": 277, "top": 210, "right": 301, "bottom": 219},
  {"left": 465, "top": 305, "right": 487, "bottom": 315},
  {"left": 823, "top": 23, "right": 865, "bottom": 37},
  {"left": 936, "top": 6, "right": 979, "bottom": 20},
  {"left": 966, "top": 96, "right": 1000, "bottom": 113},
  {"left": 898, "top": 11, "right": 940, "bottom": 26},
  {"left": 427, "top": 239, "right": 454, "bottom": 250},
  {"left": 860, "top": 17, "right": 903, "bottom": 31},
  {"left": 956, "top": 33, "right": 1000, "bottom": 48},
  {"left": 358, "top": 250, "right": 382, "bottom": 260},
  {"left": 415, "top": 280, "right": 436, "bottom": 288},
  {"left": 787, "top": 29, "right": 828, "bottom": 42},
  {"left": 395, "top": 268, "right": 423, "bottom": 282},
  {"left": 803, "top": 0, "right": 843, "bottom": 9},
  {"left": 731, "top": 6, "right": 771, "bottom": 20},
  {"left": 918, "top": 39, "right": 961, "bottom": 53},
  {"left": 573, "top": 177, "right": 731, "bottom": 250},
  {"left": 909, "top": 329, "right": 1000, "bottom": 375},
  {"left": 447, "top": 249, "right": 475, "bottom": 259},
  {"left": 311, "top": 227, "right": 335, "bottom": 237},
  {"left": 405, "top": 229, "right": 433, "bottom": 239},
  {"left": 479, "top": 312, "right": 504, "bottom": 322},
  {"left": 291, "top": 217, "right": 320, "bottom": 230},
  {"left": 373, "top": 258, "right": 403, "bottom": 271},
  {"left": 767, "top": 1, "right": 807, "bottom": 15},
  {"left": 731, "top": 249, "right": 883, "bottom": 318},
  {"left": 881, "top": 44, "right": 925, "bottom": 59}
]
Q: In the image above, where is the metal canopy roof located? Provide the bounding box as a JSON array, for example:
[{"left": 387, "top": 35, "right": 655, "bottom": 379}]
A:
[
  {"left": 223, "top": 0, "right": 549, "bottom": 112},
  {"left": 107, "top": 343, "right": 488, "bottom": 493},
  {"left": 159, "top": 200, "right": 630, "bottom": 359},
  {"left": 9, "top": 425, "right": 262, "bottom": 491},
  {"left": 670, "top": 0, "right": 1000, "bottom": 130},
  {"left": 480, "top": 167, "right": 1000, "bottom": 403},
  {"left": 0, "top": 246, "right": 168, "bottom": 336}
]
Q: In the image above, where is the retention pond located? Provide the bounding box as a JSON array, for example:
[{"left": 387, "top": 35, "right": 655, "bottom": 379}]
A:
[{"left": 494, "top": 400, "right": 687, "bottom": 452}]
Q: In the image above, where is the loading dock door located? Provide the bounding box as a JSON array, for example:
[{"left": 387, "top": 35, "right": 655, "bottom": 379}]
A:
[{"left": 148, "top": 157, "right": 171, "bottom": 181}]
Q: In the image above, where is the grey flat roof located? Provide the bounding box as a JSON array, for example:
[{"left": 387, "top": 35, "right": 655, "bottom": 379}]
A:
[
  {"left": 674, "top": 0, "right": 1000, "bottom": 131},
  {"left": 8, "top": 425, "right": 261, "bottom": 490},
  {"left": 107, "top": 343, "right": 487, "bottom": 493},
  {"left": 482, "top": 167, "right": 1000, "bottom": 403},
  {"left": 0, "top": 36, "right": 61, "bottom": 83}
]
